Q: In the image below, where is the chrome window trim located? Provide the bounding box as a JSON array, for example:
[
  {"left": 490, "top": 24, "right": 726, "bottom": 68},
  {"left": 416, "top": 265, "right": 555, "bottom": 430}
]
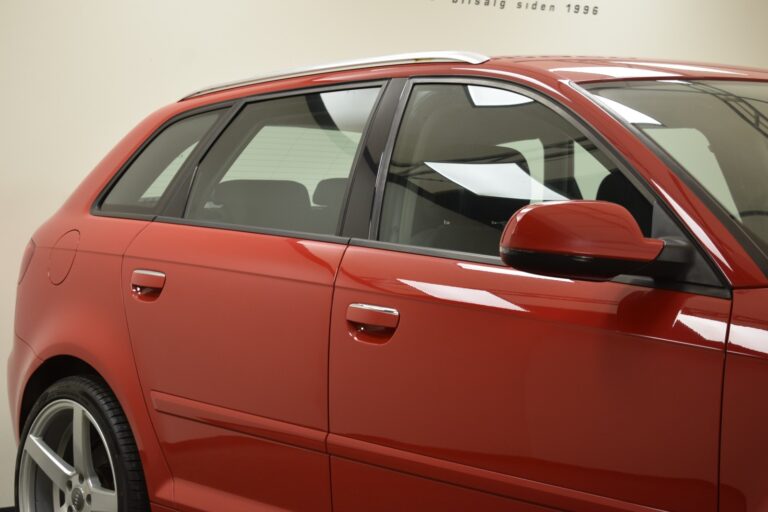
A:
[{"left": 181, "top": 51, "right": 491, "bottom": 100}]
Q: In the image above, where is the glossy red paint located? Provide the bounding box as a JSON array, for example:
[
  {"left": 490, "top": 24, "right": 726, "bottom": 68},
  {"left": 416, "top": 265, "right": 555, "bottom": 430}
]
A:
[
  {"left": 329, "top": 246, "right": 727, "bottom": 512},
  {"left": 330, "top": 457, "right": 553, "bottom": 512},
  {"left": 501, "top": 201, "right": 664, "bottom": 261},
  {"left": 13, "top": 214, "right": 176, "bottom": 506},
  {"left": 47, "top": 229, "right": 80, "bottom": 285},
  {"left": 719, "top": 288, "right": 768, "bottom": 510},
  {"left": 150, "top": 391, "right": 326, "bottom": 452},
  {"left": 10, "top": 56, "right": 768, "bottom": 512},
  {"left": 121, "top": 221, "right": 341, "bottom": 510},
  {"left": 6, "top": 335, "right": 41, "bottom": 440},
  {"left": 17, "top": 239, "right": 35, "bottom": 284}
]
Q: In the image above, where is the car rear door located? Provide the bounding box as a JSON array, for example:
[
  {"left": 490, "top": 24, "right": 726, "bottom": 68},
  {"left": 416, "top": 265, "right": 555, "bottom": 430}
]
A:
[
  {"left": 328, "top": 80, "right": 731, "bottom": 512},
  {"left": 119, "top": 83, "right": 389, "bottom": 512}
]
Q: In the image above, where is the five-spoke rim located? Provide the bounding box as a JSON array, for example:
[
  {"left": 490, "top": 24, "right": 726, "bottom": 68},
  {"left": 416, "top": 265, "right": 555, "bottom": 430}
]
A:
[{"left": 19, "top": 399, "right": 118, "bottom": 512}]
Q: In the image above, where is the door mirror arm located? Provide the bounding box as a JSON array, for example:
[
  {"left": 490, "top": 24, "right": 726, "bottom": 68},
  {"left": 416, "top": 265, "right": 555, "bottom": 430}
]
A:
[{"left": 634, "top": 236, "right": 693, "bottom": 281}]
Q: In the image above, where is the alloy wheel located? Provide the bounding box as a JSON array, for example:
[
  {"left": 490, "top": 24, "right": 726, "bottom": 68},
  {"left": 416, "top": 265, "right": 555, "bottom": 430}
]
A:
[{"left": 18, "top": 399, "right": 118, "bottom": 512}]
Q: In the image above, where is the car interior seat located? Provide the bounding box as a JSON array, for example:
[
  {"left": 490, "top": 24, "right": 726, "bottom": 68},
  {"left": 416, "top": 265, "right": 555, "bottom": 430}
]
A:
[
  {"left": 212, "top": 179, "right": 313, "bottom": 232},
  {"left": 312, "top": 178, "right": 348, "bottom": 233},
  {"left": 596, "top": 171, "right": 653, "bottom": 236}
]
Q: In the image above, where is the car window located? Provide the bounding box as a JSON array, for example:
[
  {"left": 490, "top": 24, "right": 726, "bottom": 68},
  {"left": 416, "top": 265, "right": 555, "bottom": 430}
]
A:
[
  {"left": 185, "top": 87, "right": 381, "bottom": 235},
  {"left": 573, "top": 142, "right": 611, "bottom": 200},
  {"left": 498, "top": 138, "right": 545, "bottom": 200},
  {"left": 100, "top": 110, "right": 222, "bottom": 215},
  {"left": 140, "top": 143, "right": 198, "bottom": 200},
  {"left": 584, "top": 80, "right": 768, "bottom": 256},
  {"left": 377, "top": 83, "right": 651, "bottom": 256}
]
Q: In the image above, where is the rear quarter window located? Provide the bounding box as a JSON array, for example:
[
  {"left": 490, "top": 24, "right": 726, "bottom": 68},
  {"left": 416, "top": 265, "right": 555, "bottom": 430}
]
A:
[{"left": 99, "top": 110, "right": 222, "bottom": 215}]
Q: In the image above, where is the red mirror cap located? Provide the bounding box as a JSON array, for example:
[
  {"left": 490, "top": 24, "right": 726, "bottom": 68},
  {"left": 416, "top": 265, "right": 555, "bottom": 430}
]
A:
[{"left": 501, "top": 201, "right": 664, "bottom": 263}]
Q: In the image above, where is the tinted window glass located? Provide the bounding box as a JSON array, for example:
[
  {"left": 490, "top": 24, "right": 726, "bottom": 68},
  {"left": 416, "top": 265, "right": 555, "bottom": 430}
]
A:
[
  {"left": 186, "top": 88, "right": 379, "bottom": 234},
  {"left": 185, "top": 88, "right": 380, "bottom": 235},
  {"left": 378, "top": 84, "right": 649, "bottom": 256},
  {"left": 585, "top": 80, "right": 768, "bottom": 255},
  {"left": 100, "top": 110, "right": 221, "bottom": 214}
]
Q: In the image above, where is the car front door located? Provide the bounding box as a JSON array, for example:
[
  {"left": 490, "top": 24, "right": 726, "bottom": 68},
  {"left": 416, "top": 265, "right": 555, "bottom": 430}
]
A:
[
  {"left": 120, "top": 84, "right": 383, "bottom": 511},
  {"left": 328, "top": 81, "right": 731, "bottom": 512}
]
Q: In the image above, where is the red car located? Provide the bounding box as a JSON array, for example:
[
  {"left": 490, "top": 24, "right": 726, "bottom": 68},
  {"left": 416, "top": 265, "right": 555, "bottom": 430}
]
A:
[{"left": 10, "top": 51, "right": 768, "bottom": 512}]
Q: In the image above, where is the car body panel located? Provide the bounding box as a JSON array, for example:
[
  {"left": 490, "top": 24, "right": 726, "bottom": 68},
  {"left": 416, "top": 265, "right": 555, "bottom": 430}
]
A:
[
  {"left": 329, "top": 245, "right": 728, "bottom": 511},
  {"left": 330, "top": 456, "right": 555, "bottom": 512},
  {"left": 7, "top": 335, "right": 41, "bottom": 440},
  {"left": 12, "top": 213, "right": 176, "bottom": 506},
  {"left": 720, "top": 288, "right": 768, "bottom": 510},
  {"left": 121, "top": 220, "right": 344, "bottom": 510}
]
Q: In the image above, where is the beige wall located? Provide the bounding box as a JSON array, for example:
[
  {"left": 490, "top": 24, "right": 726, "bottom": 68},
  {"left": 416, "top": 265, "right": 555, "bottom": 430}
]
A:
[{"left": 0, "top": 0, "right": 766, "bottom": 505}]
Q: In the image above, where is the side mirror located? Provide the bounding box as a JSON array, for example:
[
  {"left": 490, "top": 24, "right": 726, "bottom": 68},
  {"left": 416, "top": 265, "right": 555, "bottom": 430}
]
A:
[{"left": 500, "top": 201, "right": 692, "bottom": 281}]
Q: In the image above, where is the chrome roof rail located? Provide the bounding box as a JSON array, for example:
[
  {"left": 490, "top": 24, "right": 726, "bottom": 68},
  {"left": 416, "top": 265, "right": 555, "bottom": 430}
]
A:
[{"left": 181, "top": 51, "right": 491, "bottom": 100}]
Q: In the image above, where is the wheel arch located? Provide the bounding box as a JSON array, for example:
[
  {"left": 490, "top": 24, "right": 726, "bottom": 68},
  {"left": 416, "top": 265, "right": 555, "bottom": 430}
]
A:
[
  {"left": 18, "top": 355, "right": 104, "bottom": 433},
  {"left": 15, "top": 342, "right": 175, "bottom": 506}
]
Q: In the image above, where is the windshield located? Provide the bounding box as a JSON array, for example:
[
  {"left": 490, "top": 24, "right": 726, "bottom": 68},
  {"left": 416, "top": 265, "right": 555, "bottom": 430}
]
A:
[{"left": 584, "top": 80, "right": 768, "bottom": 256}]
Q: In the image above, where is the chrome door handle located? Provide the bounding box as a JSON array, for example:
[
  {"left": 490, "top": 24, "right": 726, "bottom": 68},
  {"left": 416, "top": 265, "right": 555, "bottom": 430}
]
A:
[
  {"left": 346, "top": 303, "right": 400, "bottom": 330},
  {"left": 131, "top": 270, "right": 166, "bottom": 300}
]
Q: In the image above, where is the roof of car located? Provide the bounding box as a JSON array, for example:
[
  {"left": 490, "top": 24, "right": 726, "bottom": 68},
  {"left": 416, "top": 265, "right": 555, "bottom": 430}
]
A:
[
  {"left": 180, "top": 52, "right": 768, "bottom": 103},
  {"left": 500, "top": 56, "right": 768, "bottom": 83}
]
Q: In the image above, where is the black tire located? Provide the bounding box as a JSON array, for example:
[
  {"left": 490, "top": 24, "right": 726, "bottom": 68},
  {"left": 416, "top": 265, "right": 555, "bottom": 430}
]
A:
[{"left": 15, "top": 375, "right": 150, "bottom": 512}]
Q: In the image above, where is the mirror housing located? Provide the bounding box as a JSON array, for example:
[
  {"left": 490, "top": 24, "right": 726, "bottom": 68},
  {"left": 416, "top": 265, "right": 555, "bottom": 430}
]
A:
[{"left": 500, "top": 201, "right": 692, "bottom": 280}]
